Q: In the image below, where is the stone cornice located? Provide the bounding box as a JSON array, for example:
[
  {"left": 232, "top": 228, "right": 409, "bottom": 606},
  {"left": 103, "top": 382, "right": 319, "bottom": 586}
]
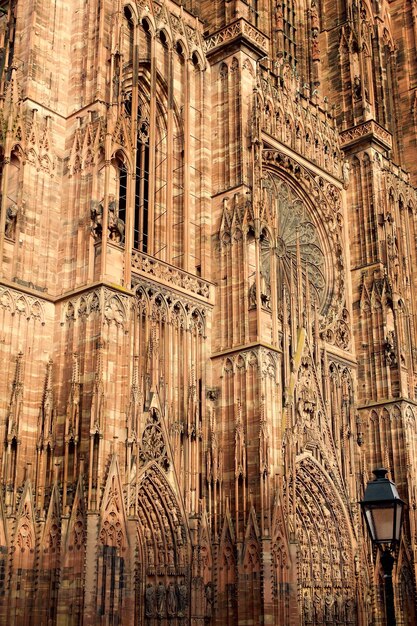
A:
[
  {"left": 211, "top": 341, "right": 282, "bottom": 359},
  {"left": 357, "top": 398, "right": 417, "bottom": 410}
]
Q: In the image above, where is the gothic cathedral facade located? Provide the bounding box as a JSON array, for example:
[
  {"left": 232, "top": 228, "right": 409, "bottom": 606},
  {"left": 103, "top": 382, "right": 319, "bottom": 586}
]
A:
[{"left": 0, "top": 0, "right": 416, "bottom": 624}]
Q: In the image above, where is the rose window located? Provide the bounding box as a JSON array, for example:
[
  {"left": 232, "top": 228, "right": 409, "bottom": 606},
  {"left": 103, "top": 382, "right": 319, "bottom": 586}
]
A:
[{"left": 261, "top": 174, "right": 327, "bottom": 308}]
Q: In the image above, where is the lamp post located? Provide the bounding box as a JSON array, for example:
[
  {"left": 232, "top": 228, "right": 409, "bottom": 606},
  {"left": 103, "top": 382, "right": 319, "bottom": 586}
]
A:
[{"left": 360, "top": 468, "right": 405, "bottom": 626}]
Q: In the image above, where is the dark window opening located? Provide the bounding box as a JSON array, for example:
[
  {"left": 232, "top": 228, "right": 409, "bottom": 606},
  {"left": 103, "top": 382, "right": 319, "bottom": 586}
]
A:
[
  {"left": 133, "top": 135, "right": 149, "bottom": 253},
  {"left": 119, "top": 162, "right": 127, "bottom": 226},
  {"left": 282, "top": 1, "right": 297, "bottom": 66}
]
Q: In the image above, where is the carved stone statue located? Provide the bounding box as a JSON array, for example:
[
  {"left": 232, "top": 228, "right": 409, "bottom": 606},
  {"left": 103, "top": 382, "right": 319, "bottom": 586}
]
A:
[
  {"left": 260, "top": 270, "right": 271, "bottom": 309},
  {"left": 108, "top": 195, "right": 125, "bottom": 244},
  {"left": 275, "top": 2, "right": 283, "bottom": 30},
  {"left": 353, "top": 75, "right": 362, "bottom": 99},
  {"left": 145, "top": 583, "right": 156, "bottom": 619},
  {"left": 166, "top": 582, "right": 177, "bottom": 617},
  {"left": 342, "top": 159, "right": 351, "bottom": 189},
  {"left": 90, "top": 196, "right": 125, "bottom": 244},
  {"left": 156, "top": 581, "right": 166, "bottom": 618},
  {"left": 147, "top": 546, "right": 155, "bottom": 568},
  {"left": 90, "top": 199, "right": 103, "bottom": 239},
  {"left": 5, "top": 203, "right": 18, "bottom": 239},
  {"left": 345, "top": 596, "right": 356, "bottom": 623},
  {"left": 177, "top": 580, "right": 188, "bottom": 617},
  {"left": 204, "top": 582, "right": 213, "bottom": 618},
  {"left": 324, "top": 590, "right": 334, "bottom": 623},
  {"left": 310, "top": 1, "right": 319, "bottom": 34},
  {"left": 248, "top": 281, "right": 257, "bottom": 308},
  {"left": 303, "top": 592, "right": 313, "bottom": 623},
  {"left": 385, "top": 330, "right": 397, "bottom": 366},
  {"left": 335, "top": 590, "right": 344, "bottom": 622},
  {"left": 313, "top": 590, "right": 322, "bottom": 622}
]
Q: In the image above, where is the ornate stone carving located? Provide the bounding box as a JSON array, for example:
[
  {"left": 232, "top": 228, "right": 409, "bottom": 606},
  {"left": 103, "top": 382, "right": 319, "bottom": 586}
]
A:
[
  {"left": 294, "top": 456, "right": 355, "bottom": 619},
  {"left": 145, "top": 583, "right": 156, "bottom": 618},
  {"left": 0, "top": 287, "right": 46, "bottom": 323},
  {"left": 257, "top": 69, "right": 342, "bottom": 177},
  {"left": 339, "top": 119, "right": 393, "bottom": 151},
  {"left": 261, "top": 174, "right": 326, "bottom": 307},
  {"left": 90, "top": 200, "right": 103, "bottom": 239},
  {"left": 384, "top": 330, "right": 397, "bottom": 366}
]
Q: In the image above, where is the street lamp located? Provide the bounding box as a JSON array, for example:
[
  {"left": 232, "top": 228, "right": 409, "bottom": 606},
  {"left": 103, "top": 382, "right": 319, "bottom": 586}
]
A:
[{"left": 360, "top": 468, "right": 405, "bottom": 626}]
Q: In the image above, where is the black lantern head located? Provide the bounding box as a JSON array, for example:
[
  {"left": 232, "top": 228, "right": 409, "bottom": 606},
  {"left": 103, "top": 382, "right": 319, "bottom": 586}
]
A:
[{"left": 360, "top": 468, "right": 405, "bottom": 546}]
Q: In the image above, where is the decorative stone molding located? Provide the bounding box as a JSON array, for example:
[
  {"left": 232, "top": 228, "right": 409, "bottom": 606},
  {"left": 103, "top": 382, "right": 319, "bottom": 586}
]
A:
[
  {"left": 60, "top": 287, "right": 130, "bottom": 327},
  {"left": 134, "top": 283, "right": 207, "bottom": 334}
]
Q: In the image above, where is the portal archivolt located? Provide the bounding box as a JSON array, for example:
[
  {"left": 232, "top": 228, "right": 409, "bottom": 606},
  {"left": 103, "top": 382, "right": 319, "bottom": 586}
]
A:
[
  {"left": 134, "top": 462, "right": 190, "bottom": 625},
  {"left": 294, "top": 456, "right": 357, "bottom": 625}
]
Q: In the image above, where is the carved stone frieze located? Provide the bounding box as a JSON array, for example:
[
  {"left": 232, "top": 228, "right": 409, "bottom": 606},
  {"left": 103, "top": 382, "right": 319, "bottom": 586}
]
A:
[
  {"left": 60, "top": 288, "right": 129, "bottom": 327},
  {"left": 220, "top": 346, "right": 280, "bottom": 374},
  {"left": 134, "top": 283, "right": 207, "bottom": 333}
]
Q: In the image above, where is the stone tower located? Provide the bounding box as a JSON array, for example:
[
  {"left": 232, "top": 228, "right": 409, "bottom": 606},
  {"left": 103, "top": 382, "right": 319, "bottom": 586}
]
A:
[{"left": 0, "top": 0, "right": 416, "bottom": 624}]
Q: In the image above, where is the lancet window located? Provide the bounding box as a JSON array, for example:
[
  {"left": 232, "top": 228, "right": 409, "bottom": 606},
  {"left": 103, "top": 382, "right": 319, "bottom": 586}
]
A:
[
  {"left": 282, "top": 0, "right": 297, "bottom": 66},
  {"left": 109, "top": 154, "right": 128, "bottom": 233}
]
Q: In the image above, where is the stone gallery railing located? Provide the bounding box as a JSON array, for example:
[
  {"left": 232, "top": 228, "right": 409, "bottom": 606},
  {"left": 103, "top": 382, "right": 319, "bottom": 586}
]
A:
[
  {"left": 339, "top": 119, "right": 392, "bottom": 151},
  {"left": 204, "top": 18, "right": 268, "bottom": 56},
  {"left": 131, "top": 250, "right": 212, "bottom": 302}
]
